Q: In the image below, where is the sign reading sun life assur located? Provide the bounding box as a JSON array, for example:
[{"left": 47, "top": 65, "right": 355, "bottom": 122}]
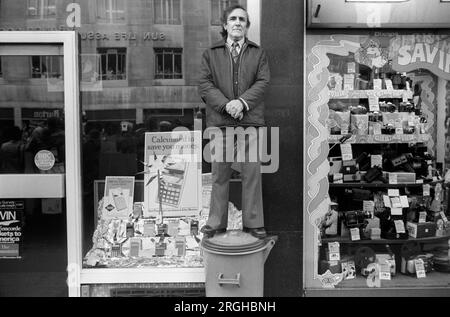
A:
[{"left": 0, "top": 200, "right": 23, "bottom": 258}]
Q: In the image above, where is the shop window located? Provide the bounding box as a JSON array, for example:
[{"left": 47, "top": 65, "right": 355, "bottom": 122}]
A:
[
  {"left": 97, "top": 48, "right": 126, "bottom": 80},
  {"left": 153, "top": 0, "right": 181, "bottom": 25},
  {"left": 96, "top": 0, "right": 125, "bottom": 23},
  {"left": 210, "top": 0, "right": 239, "bottom": 25},
  {"left": 27, "top": 0, "right": 56, "bottom": 18},
  {"left": 31, "top": 55, "right": 63, "bottom": 79},
  {"left": 154, "top": 48, "right": 182, "bottom": 79}
]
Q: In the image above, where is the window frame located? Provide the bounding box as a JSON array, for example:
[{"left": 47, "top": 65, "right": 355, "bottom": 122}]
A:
[
  {"left": 154, "top": 48, "right": 183, "bottom": 80},
  {"left": 153, "top": 0, "right": 181, "bottom": 25},
  {"left": 96, "top": 0, "right": 126, "bottom": 24},
  {"left": 97, "top": 47, "right": 127, "bottom": 81},
  {"left": 30, "top": 55, "right": 63, "bottom": 79},
  {"left": 27, "top": 0, "right": 56, "bottom": 19}
]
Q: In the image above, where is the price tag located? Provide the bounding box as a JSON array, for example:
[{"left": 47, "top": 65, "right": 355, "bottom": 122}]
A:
[
  {"left": 388, "top": 189, "right": 400, "bottom": 196},
  {"left": 415, "top": 259, "right": 426, "bottom": 278},
  {"left": 390, "top": 197, "right": 402, "bottom": 208},
  {"left": 423, "top": 184, "right": 431, "bottom": 196},
  {"left": 419, "top": 211, "right": 427, "bottom": 223},
  {"left": 373, "top": 79, "right": 382, "bottom": 90},
  {"left": 440, "top": 211, "right": 449, "bottom": 224},
  {"left": 340, "top": 143, "right": 353, "bottom": 161},
  {"left": 350, "top": 228, "right": 361, "bottom": 241},
  {"left": 371, "top": 155, "right": 383, "bottom": 168},
  {"left": 389, "top": 173, "right": 398, "bottom": 184},
  {"left": 373, "top": 123, "right": 382, "bottom": 135},
  {"left": 394, "top": 220, "right": 406, "bottom": 233},
  {"left": 383, "top": 195, "right": 392, "bottom": 208},
  {"left": 391, "top": 207, "right": 403, "bottom": 216},
  {"left": 333, "top": 173, "right": 343, "bottom": 183},
  {"left": 369, "top": 95, "right": 380, "bottom": 111},
  {"left": 363, "top": 200, "right": 375, "bottom": 213},
  {"left": 399, "top": 196, "right": 409, "bottom": 208},
  {"left": 402, "top": 93, "right": 409, "bottom": 102},
  {"left": 379, "top": 262, "right": 392, "bottom": 280}
]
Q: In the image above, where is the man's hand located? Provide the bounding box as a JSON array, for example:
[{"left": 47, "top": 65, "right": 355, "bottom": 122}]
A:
[{"left": 225, "top": 99, "right": 244, "bottom": 120}]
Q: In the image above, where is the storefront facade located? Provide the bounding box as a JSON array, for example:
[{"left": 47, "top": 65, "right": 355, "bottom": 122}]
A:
[{"left": 0, "top": 0, "right": 304, "bottom": 297}]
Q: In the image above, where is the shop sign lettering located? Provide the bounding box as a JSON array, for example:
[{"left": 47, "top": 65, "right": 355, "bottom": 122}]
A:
[{"left": 391, "top": 35, "right": 450, "bottom": 80}]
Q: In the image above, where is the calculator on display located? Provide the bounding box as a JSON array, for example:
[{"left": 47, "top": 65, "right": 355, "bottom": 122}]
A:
[{"left": 157, "top": 162, "right": 187, "bottom": 207}]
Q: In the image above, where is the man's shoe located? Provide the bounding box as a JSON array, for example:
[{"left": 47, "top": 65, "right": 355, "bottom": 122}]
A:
[
  {"left": 201, "top": 225, "right": 226, "bottom": 238},
  {"left": 243, "top": 227, "right": 267, "bottom": 239}
]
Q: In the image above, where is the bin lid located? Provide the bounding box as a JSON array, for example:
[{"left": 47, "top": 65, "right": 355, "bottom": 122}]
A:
[{"left": 202, "top": 230, "right": 266, "bottom": 254}]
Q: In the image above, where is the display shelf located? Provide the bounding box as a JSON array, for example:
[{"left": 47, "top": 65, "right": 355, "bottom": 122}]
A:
[
  {"left": 329, "top": 89, "right": 413, "bottom": 100},
  {"left": 328, "top": 134, "right": 430, "bottom": 144},
  {"left": 329, "top": 180, "right": 441, "bottom": 188},
  {"left": 321, "top": 234, "right": 450, "bottom": 245},
  {"left": 80, "top": 267, "right": 205, "bottom": 284},
  {"left": 305, "top": 272, "right": 450, "bottom": 297}
]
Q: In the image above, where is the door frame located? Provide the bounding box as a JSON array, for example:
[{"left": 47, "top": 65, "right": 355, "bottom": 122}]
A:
[{"left": 0, "top": 31, "right": 80, "bottom": 297}]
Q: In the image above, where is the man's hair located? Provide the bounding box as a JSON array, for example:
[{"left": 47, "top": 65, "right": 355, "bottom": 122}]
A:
[{"left": 220, "top": 5, "right": 250, "bottom": 39}]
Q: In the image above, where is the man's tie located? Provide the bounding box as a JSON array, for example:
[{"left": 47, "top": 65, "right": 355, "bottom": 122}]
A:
[{"left": 231, "top": 42, "right": 239, "bottom": 63}]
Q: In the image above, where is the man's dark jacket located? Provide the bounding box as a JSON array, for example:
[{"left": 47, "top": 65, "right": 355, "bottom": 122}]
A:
[{"left": 198, "top": 39, "right": 270, "bottom": 128}]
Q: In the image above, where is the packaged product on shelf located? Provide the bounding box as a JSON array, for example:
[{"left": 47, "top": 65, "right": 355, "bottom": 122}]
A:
[
  {"left": 328, "top": 110, "right": 350, "bottom": 135},
  {"left": 328, "top": 73, "right": 343, "bottom": 91},
  {"left": 406, "top": 221, "right": 437, "bottom": 238},
  {"left": 343, "top": 74, "right": 355, "bottom": 90},
  {"left": 350, "top": 114, "right": 369, "bottom": 135}
]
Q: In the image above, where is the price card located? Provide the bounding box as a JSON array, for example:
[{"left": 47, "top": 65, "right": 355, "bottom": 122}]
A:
[
  {"left": 333, "top": 173, "right": 343, "bottom": 183},
  {"left": 347, "top": 62, "right": 356, "bottom": 73},
  {"left": 423, "top": 184, "right": 431, "bottom": 196},
  {"left": 383, "top": 195, "right": 392, "bottom": 208},
  {"left": 440, "top": 211, "right": 449, "bottom": 224},
  {"left": 389, "top": 173, "right": 398, "bottom": 184},
  {"left": 415, "top": 259, "right": 426, "bottom": 278},
  {"left": 363, "top": 200, "right": 375, "bottom": 213},
  {"left": 419, "top": 211, "right": 427, "bottom": 223},
  {"left": 369, "top": 95, "right": 380, "bottom": 111},
  {"left": 390, "top": 197, "right": 402, "bottom": 208},
  {"left": 402, "top": 92, "right": 409, "bottom": 102},
  {"left": 328, "top": 242, "right": 340, "bottom": 261},
  {"left": 385, "top": 79, "right": 394, "bottom": 90},
  {"left": 373, "top": 79, "right": 382, "bottom": 90},
  {"left": 371, "top": 155, "right": 383, "bottom": 168},
  {"left": 350, "top": 228, "right": 360, "bottom": 241},
  {"left": 416, "top": 179, "right": 423, "bottom": 184},
  {"left": 399, "top": 196, "right": 409, "bottom": 208},
  {"left": 391, "top": 207, "right": 403, "bottom": 216},
  {"left": 373, "top": 123, "right": 382, "bottom": 135},
  {"left": 379, "top": 262, "right": 392, "bottom": 280},
  {"left": 394, "top": 220, "right": 406, "bottom": 233},
  {"left": 340, "top": 143, "right": 353, "bottom": 161},
  {"left": 388, "top": 189, "right": 400, "bottom": 196}
]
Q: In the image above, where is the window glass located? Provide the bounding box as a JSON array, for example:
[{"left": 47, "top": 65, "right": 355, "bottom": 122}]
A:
[
  {"left": 27, "top": 0, "right": 56, "bottom": 18},
  {"left": 31, "top": 55, "right": 63, "bottom": 79},
  {"left": 154, "top": 48, "right": 182, "bottom": 79},
  {"left": 97, "top": 0, "right": 125, "bottom": 23},
  {"left": 97, "top": 48, "right": 126, "bottom": 80},
  {"left": 154, "top": 0, "right": 181, "bottom": 25}
]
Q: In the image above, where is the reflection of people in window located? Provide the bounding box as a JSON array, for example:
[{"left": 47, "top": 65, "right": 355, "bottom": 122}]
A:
[
  {"left": 0, "top": 126, "right": 25, "bottom": 173},
  {"left": 106, "top": 67, "right": 115, "bottom": 80}
]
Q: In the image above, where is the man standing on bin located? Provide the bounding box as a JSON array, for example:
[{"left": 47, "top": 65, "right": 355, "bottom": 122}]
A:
[{"left": 198, "top": 5, "right": 270, "bottom": 239}]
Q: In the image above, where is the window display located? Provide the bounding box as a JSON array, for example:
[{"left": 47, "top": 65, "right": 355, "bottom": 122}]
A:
[{"left": 305, "top": 32, "right": 450, "bottom": 294}]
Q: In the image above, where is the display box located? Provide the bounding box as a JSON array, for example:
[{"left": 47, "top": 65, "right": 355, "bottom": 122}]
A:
[
  {"left": 350, "top": 114, "right": 368, "bottom": 135},
  {"left": 406, "top": 221, "right": 437, "bottom": 238},
  {"left": 384, "top": 172, "right": 416, "bottom": 184}
]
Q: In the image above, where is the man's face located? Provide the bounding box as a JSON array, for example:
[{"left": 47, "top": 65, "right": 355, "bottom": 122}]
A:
[{"left": 224, "top": 8, "right": 248, "bottom": 41}]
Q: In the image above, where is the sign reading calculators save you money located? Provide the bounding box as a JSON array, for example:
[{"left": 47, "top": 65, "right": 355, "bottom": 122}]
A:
[{"left": 143, "top": 131, "right": 202, "bottom": 218}]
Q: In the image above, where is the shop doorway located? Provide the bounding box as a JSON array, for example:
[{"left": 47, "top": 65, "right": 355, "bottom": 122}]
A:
[{"left": 0, "top": 32, "right": 79, "bottom": 297}]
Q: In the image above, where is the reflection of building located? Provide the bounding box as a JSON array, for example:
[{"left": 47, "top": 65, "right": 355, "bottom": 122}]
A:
[{"left": 0, "top": 0, "right": 246, "bottom": 129}]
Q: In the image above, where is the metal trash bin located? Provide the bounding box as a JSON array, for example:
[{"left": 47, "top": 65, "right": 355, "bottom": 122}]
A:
[{"left": 201, "top": 230, "right": 276, "bottom": 297}]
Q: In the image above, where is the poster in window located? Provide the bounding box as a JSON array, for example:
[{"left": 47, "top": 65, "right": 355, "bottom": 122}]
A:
[
  {"left": 143, "top": 131, "right": 202, "bottom": 218},
  {"left": 0, "top": 200, "right": 23, "bottom": 258}
]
